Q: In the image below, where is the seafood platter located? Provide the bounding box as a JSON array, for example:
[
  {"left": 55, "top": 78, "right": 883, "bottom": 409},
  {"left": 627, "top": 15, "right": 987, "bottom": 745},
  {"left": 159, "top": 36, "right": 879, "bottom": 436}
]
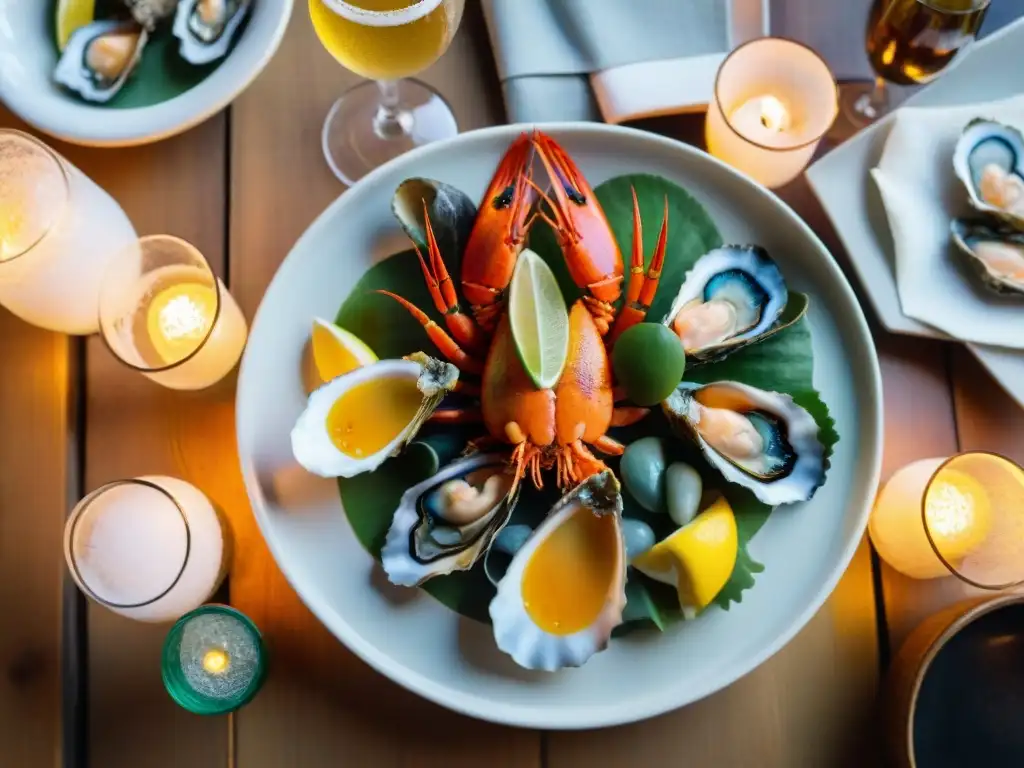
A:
[
  {"left": 237, "top": 123, "right": 880, "bottom": 725},
  {"left": 52, "top": 0, "right": 252, "bottom": 106}
]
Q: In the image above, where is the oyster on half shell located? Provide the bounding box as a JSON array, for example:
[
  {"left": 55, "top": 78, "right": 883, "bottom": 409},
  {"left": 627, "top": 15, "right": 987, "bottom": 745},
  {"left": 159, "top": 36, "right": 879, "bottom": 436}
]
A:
[
  {"left": 951, "top": 217, "right": 1024, "bottom": 296},
  {"left": 953, "top": 118, "right": 1024, "bottom": 230},
  {"left": 662, "top": 245, "right": 803, "bottom": 365},
  {"left": 53, "top": 20, "right": 148, "bottom": 103},
  {"left": 489, "top": 471, "right": 627, "bottom": 671},
  {"left": 662, "top": 381, "right": 825, "bottom": 506},
  {"left": 173, "top": 0, "right": 252, "bottom": 64},
  {"left": 381, "top": 454, "right": 520, "bottom": 587}
]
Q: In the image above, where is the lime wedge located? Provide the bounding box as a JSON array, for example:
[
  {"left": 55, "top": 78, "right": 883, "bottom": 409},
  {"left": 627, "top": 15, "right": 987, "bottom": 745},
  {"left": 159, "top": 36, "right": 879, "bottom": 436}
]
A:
[
  {"left": 56, "top": 0, "right": 96, "bottom": 51},
  {"left": 509, "top": 248, "right": 569, "bottom": 389}
]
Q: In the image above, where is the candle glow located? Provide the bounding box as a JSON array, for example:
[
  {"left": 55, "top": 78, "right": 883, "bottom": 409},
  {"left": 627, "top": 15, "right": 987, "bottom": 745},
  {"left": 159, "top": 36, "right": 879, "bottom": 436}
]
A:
[
  {"left": 202, "top": 648, "right": 230, "bottom": 675},
  {"left": 147, "top": 281, "right": 217, "bottom": 365}
]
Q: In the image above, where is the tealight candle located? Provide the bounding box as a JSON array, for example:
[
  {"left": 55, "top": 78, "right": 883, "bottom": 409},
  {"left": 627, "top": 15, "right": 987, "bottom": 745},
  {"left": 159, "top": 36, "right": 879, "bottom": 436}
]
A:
[
  {"left": 705, "top": 38, "right": 838, "bottom": 189},
  {"left": 162, "top": 605, "right": 267, "bottom": 715},
  {"left": 869, "top": 452, "right": 1024, "bottom": 588},
  {"left": 98, "top": 235, "right": 248, "bottom": 390},
  {"left": 0, "top": 129, "right": 137, "bottom": 334},
  {"left": 63, "top": 476, "right": 230, "bottom": 622}
]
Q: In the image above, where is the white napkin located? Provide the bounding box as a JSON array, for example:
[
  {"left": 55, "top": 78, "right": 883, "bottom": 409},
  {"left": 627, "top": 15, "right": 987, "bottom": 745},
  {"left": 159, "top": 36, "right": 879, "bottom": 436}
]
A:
[{"left": 871, "top": 93, "right": 1024, "bottom": 349}]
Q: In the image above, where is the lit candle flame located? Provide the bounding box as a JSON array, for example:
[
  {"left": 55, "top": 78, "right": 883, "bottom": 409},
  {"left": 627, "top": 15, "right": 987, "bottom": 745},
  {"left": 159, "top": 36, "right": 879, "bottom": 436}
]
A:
[
  {"left": 758, "top": 95, "right": 790, "bottom": 132},
  {"left": 202, "top": 648, "right": 230, "bottom": 675},
  {"left": 158, "top": 293, "right": 211, "bottom": 343}
]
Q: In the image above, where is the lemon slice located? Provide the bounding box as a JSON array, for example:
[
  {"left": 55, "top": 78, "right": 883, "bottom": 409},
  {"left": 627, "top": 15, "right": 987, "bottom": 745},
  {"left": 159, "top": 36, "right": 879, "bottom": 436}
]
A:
[
  {"left": 311, "top": 318, "right": 378, "bottom": 382},
  {"left": 56, "top": 0, "right": 96, "bottom": 51},
  {"left": 632, "top": 496, "right": 738, "bottom": 619},
  {"left": 509, "top": 248, "right": 569, "bottom": 389}
]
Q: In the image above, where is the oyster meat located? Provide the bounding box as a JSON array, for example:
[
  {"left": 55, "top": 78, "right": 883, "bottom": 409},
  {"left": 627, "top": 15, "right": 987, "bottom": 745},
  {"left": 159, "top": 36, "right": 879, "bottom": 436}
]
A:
[
  {"left": 489, "top": 471, "right": 627, "bottom": 671},
  {"left": 953, "top": 118, "right": 1024, "bottom": 230},
  {"left": 662, "top": 245, "right": 801, "bottom": 364},
  {"left": 951, "top": 217, "right": 1024, "bottom": 296},
  {"left": 381, "top": 454, "right": 520, "bottom": 587},
  {"left": 174, "top": 0, "right": 253, "bottom": 64},
  {"left": 662, "top": 381, "right": 825, "bottom": 506},
  {"left": 53, "top": 19, "right": 148, "bottom": 103}
]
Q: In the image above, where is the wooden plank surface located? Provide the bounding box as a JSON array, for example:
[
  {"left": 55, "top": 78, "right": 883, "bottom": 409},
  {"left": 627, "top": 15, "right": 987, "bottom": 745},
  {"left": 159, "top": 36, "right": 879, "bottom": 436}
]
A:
[
  {"left": 64, "top": 117, "right": 231, "bottom": 767},
  {"left": 0, "top": 109, "right": 69, "bottom": 767},
  {"left": 227, "top": 4, "right": 538, "bottom": 767}
]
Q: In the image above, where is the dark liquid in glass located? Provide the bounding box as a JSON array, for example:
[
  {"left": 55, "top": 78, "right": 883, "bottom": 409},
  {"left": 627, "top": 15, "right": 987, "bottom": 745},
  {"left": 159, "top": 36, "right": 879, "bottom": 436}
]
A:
[{"left": 866, "top": 0, "right": 989, "bottom": 85}]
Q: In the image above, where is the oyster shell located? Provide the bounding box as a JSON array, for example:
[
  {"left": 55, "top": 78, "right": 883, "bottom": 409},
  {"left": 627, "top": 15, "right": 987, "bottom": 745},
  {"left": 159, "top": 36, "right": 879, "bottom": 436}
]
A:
[
  {"left": 951, "top": 217, "right": 1024, "bottom": 296},
  {"left": 662, "top": 381, "right": 825, "bottom": 506},
  {"left": 125, "top": 0, "right": 180, "bottom": 30},
  {"left": 53, "top": 20, "right": 148, "bottom": 103},
  {"left": 953, "top": 118, "right": 1024, "bottom": 230},
  {"left": 173, "top": 0, "right": 252, "bottom": 64},
  {"left": 290, "top": 353, "right": 458, "bottom": 478},
  {"left": 662, "top": 245, "right": 803, "bottom": 364},
  {"left": 489, "top": 470, "right": 627, "bottom": 671},
  {"left": 381, "top": 454, "right": 520, "bottom": 587}
]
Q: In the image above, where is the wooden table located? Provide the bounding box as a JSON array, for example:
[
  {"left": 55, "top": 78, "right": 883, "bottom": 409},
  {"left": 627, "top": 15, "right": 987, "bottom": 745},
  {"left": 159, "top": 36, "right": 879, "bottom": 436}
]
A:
[{"left": 3, "top": 3, "right": 1023, "bottom": 766}]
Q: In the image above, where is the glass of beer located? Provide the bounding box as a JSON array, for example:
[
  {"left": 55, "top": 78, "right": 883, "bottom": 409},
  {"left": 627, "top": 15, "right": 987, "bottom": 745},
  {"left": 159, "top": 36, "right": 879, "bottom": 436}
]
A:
[
  {"left": 832, "top": 0, "right": 989, "bottom": 139},
  {"left": 309, "top": 0, "right": 466, "bottom": 184}
]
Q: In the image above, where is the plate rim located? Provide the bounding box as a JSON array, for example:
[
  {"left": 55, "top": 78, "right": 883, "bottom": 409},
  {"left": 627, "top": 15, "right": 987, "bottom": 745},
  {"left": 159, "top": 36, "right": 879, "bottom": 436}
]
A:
[{"left": 235, "top": 120, "right": 884, "bottom": 729}]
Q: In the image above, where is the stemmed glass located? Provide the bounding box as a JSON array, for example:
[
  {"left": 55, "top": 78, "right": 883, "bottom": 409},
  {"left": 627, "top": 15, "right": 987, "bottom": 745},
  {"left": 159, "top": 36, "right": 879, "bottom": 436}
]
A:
[
  {"left": 309, "top": 0, "right": 466, "bottom": 184},
  {"left": 831, "top": 0, "right": 990, "bottom": 141}
]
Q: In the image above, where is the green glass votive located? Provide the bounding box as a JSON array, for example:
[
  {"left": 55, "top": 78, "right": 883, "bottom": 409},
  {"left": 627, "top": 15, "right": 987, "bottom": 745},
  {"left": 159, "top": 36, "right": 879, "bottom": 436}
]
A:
[{"left": 161, "top": 604, "right": 267, "bottom": 715}]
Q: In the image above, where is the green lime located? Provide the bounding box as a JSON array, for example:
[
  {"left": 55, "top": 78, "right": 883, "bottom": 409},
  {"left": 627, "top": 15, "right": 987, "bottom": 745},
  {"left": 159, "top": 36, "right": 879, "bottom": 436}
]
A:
[
  {"left": 56, "top": 0, "right": 96, "bottom": 51},
  {"left": 509, "top": 248, "right": 569, "bottom": 389},
  {"left": 612, "top": 323, "right": 686, "bottom": 406}
]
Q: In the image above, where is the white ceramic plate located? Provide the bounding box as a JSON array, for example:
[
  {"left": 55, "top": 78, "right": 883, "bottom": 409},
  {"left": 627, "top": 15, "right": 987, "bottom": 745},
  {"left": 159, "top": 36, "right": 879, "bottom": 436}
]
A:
[
  {"left": 236, "top": 123, "right": 883, "bottom": 729},
  {"left": 806, "top": 17, "right": 1024, "bottom": 408},
  {"left": 0, "top": 0, "right": 292, "bottom": 147}
]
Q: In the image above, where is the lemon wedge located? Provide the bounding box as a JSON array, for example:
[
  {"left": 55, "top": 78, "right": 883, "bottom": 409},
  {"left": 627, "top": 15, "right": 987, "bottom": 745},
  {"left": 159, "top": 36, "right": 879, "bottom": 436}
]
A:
[
  {"left": 509, "top": 248, "right": 569, "bottom": 389},
  {"left": 56, "top": 0, "right": 96, "bottom": 51},
  {"left": 311, "top": 318, "right": 378, "bottom": 382},
  {"left": 632, "top": 496, "right": 738, "bottom": 619}
]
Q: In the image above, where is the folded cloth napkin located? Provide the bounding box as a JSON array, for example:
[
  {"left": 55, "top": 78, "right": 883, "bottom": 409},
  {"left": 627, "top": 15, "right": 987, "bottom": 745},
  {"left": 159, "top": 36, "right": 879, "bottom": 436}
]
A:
[
  {"left": 871, "top": 93, "right": 1024, "bottom": 349},
  {"left": 481, "top": 0, "right": 763, "bottom": 124}
]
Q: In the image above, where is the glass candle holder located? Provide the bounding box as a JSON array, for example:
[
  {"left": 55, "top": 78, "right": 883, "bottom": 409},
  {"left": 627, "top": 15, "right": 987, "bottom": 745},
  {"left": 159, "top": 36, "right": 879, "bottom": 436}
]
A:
[
  {"left": 0, "top": 129, "right": 137, "bottom": 334},
  {"left": 98, "top": 235, "right": 247, "bottom": 390},
  {"left": 705, "top": 38, "right": 839, "bottom": 189},
  {"left": 162, "top": 604, "right": 267, "bottom": 715},
  {"left": 869, "top": 452, "right": 1024, "bottom": 588},
  {"left": 64, "top": 476, "right": 231, "bottom": 622}
]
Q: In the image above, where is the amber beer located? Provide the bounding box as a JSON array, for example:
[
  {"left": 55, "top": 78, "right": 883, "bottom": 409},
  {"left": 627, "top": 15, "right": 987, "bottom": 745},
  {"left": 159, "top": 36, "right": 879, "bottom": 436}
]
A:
[
  {"left": 309, "top": 0, "right": 454, "bottom": 81},
  {"left": 865, "top": 0, "right": 989, "bottom": 85}
]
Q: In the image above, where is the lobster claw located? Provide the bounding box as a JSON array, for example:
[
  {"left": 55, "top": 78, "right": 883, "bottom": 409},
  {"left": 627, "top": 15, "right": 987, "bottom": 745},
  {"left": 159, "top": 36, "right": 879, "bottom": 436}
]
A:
[
  {"left": 531, "top": 130, "right": 624, "bottom": 333},
  {"left": 460, "top": 132, "right": 538, "bottom": 330}
]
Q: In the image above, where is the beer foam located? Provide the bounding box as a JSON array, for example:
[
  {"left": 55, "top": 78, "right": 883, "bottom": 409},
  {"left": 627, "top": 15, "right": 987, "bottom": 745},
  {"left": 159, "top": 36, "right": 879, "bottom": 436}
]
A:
[
  {"left": 0, "top": 132, "right": 68, "bottom": 261},
  {"left": 321, "top": 0, "right": 446, "bottom": 27}
]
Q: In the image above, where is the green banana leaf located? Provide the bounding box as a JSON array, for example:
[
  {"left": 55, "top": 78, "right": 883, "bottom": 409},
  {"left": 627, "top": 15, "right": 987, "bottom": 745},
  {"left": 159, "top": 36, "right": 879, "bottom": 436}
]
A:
[{"left": 334, "top": 171, "right": 839, "bottom": 631}]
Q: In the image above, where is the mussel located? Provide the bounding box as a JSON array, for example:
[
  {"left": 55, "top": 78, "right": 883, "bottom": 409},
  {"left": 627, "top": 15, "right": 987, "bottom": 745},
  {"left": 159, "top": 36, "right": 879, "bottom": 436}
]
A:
[
  {"left": 173, "top": 0, "right": 252, "bottom": 64},
  {"left": 951, "top": 217, "right": 1024, "bottom": 296},
  {"left": 662, "top": 381, "right": 825, "bottom": 506},
  {"left": 661, "top": 245, "right": 803, "bottom": 365},
  {"left": 380, "top": 454, "right": 520, "bottom": 587},
  {"left": 953, "top": 118, "right": 1024, "bottom": 230}
]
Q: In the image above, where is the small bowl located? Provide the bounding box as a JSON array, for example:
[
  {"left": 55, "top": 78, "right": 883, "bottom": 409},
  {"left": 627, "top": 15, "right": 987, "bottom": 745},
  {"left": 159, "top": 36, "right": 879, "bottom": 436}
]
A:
[
  {"left": 884, "top": 594, "right": 1024, "bottom": 767},
  {"left": 0, "top": 0, "right": 293, "bottom": 147}
]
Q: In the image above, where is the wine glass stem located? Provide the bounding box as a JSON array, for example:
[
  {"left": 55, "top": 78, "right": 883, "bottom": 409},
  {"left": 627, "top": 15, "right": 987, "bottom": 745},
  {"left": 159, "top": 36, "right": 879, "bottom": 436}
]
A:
[
  {"left": 373, "top": 79, "right": 412, "bottom": 140},
  {"left": 857, "top": 76, "right": 890, "bottom": 121}
]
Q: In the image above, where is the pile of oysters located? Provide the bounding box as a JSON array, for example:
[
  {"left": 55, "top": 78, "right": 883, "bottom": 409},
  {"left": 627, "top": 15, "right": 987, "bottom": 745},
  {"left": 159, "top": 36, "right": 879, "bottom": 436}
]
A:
[
  {"left": 950, "top": 118, "right": 1024, "bottom": 296},
  {"left": 53, "top": 0, "right": 252, "bottom": 103}
]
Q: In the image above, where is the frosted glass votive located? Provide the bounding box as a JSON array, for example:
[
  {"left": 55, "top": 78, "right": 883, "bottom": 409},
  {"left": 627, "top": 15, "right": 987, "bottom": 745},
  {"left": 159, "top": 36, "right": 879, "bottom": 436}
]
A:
[
  {"left": 706, "top": 38, "right": 838, "bottom": 189},
  {"left": 64, "top": 476, "right": 230, "bottom": 622}
]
